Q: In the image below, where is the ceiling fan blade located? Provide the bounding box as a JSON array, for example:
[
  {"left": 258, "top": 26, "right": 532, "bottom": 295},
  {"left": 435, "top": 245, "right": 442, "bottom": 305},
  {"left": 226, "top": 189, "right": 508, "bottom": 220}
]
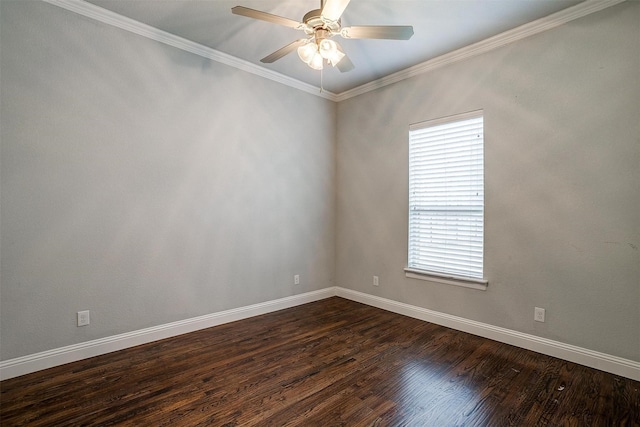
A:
[
  {"left": 232, "top": 6, "right": 302, "bottom": 29},
  {"left": 260, "top": 39, "right": 308, "bottom": 63},
  {"left": 321, "top": 0, "right": 351, "bottom": 22},
  {"left": 335, "top": 42, "right": 354, "bottom": 72},
  {"left": 341, "top": 25, "right": 414, "bottom": 40}
]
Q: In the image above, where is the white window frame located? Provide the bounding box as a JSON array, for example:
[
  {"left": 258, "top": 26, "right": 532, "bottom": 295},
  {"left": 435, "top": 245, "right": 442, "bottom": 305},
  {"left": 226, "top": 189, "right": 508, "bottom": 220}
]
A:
[{"left": 405, "top": 110, "right": 488, "bottom": 290}]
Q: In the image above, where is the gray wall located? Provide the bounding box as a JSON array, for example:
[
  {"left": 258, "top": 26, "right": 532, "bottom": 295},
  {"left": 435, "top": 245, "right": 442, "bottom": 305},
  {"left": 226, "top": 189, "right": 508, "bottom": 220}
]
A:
[
  {"left": 336, "top": 2, "right": 639, "bottom": 362},
  {"left": 1, "top": 1, "right": 335, "bottom": 360}
]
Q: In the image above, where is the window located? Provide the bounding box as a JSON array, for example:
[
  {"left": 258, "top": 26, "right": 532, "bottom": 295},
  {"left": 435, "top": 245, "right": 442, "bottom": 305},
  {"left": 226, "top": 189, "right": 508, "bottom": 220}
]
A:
[{"left": 406, "top": 110, "right": 486, "bottom": 288}]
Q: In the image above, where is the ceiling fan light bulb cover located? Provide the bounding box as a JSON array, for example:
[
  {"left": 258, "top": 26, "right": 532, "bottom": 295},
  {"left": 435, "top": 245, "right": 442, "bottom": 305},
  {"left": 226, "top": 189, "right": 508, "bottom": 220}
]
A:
[
  {"left": 297, "top": 42, "right": 317, "bottom": 64},
  {"left": 319, "top": 39, "right": 337, "bottom": 59},
  {"left": 328, "top": 49, "right": 345, "bottom": 66},
  {"left": 309, "top": 52, "right": 324, "bottom": 70}
]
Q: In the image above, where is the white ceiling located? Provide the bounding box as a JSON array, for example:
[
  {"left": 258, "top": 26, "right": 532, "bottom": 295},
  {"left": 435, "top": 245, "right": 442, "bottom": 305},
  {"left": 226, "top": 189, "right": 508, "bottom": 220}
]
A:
[{"left": 84, "top": 0, "right": 586, "bottom": 94}]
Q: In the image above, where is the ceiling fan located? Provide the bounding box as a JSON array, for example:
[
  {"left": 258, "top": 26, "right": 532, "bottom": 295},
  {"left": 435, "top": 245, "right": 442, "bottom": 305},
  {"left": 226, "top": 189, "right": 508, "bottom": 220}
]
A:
[{"left": 231, "top": 0, "right": 414, "bottom": 72}]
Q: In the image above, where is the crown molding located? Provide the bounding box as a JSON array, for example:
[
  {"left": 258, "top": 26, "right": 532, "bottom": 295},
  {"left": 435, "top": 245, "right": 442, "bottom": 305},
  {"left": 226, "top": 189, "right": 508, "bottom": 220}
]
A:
[
  {"left": 335, "top": 0, "right": 627, "bottom": 102},
  {"left": 44, "top": 0, "right": 625, "bottom": 103},
  {"left": 42, "top": 0, "right": 339, "bottom": 101}
]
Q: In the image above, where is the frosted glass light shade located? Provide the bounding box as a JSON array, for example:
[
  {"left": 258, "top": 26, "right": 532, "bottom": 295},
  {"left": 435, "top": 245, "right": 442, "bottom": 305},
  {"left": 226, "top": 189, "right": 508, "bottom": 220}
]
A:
[
  {"left": 309, "top": 52, "right": 324, "bottom": 70},
  {"left": 297, "top": 43, "right": 317, "bottom": 64},
  {"left": 319, "top": 39, "right": 337, "bottom": 59},
  {"left": 319, "top": 39, "right": 344, "bottom": 66},
  {"left": 328, "top": 49, "right": 345, "bottom": 66}
]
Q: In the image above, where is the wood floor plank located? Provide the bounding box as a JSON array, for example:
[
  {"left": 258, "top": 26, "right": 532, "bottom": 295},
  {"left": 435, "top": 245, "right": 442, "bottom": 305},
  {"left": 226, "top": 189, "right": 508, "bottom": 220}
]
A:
[{"left": 1, "top": 297, "right": 638, "bottom": 426}]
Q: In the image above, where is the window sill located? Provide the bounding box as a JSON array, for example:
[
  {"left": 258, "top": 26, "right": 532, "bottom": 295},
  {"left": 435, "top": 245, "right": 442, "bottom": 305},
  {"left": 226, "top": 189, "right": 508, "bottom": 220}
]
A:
[{"left": 404, "top": 268, "right": 488, "bottom": 291}]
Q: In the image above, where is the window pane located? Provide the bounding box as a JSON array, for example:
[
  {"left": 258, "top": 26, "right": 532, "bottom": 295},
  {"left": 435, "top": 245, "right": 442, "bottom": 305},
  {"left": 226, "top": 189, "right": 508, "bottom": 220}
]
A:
[{"left": 408, "top": 112, "right": 484, "bottom": 279}]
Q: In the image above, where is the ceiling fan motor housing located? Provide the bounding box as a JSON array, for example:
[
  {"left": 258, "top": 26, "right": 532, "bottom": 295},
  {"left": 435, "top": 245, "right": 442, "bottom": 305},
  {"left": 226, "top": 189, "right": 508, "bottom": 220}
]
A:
[{"left": 302, "top": 9, "right": 341, "bottom": 37}]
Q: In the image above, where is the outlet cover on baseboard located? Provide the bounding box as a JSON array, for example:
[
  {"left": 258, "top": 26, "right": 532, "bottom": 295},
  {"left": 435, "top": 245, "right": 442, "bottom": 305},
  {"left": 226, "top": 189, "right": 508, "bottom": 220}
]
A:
[{"left": 77, "top": 310, "right": 90, "bottom": 327}]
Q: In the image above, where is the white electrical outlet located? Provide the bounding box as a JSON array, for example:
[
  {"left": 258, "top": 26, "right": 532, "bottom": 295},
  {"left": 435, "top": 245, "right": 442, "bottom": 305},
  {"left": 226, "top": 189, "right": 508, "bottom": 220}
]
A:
[
  {"left": 534, "top": 307, "right": 545, "bottom": 323},
  {"left": 294, "top": 275, "right": 300, "bottom": 285},
  {"left": 77, "top": 310, "right": 90, "bottom": 327},
  {"left": 373, "top": 276, "right": 379, "bottom": 286}
]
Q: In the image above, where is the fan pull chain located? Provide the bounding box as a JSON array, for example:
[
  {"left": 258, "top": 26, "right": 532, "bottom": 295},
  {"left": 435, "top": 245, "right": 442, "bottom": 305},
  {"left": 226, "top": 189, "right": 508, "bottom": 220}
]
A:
[{"left": 320, "top": 67, "right": 324, "bottom": 93}]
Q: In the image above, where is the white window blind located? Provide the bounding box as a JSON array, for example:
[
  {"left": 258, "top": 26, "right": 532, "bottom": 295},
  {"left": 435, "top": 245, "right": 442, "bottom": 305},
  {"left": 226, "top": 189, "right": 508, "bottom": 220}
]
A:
[{"left": 408, "top": 111, "right": 484, "bottom": 280}]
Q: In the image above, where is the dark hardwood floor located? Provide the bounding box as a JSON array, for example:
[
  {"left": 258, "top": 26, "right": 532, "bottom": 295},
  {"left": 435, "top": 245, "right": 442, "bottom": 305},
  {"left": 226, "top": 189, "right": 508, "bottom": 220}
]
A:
[{"left": 1, "top": 297, "right": 638, "bottom": 426}]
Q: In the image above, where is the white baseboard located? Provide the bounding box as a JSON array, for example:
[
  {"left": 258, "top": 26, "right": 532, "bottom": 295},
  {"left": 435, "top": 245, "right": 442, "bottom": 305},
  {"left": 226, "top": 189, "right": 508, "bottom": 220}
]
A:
[
  {"left": 3, "top": 286, "right": 638, "bottom": 382},
  {"left": 0, "top": 288, "right": 334, "bottom": 381},
  {"left": 335, "top": 287, "right": 640, "bottom": 381}
]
